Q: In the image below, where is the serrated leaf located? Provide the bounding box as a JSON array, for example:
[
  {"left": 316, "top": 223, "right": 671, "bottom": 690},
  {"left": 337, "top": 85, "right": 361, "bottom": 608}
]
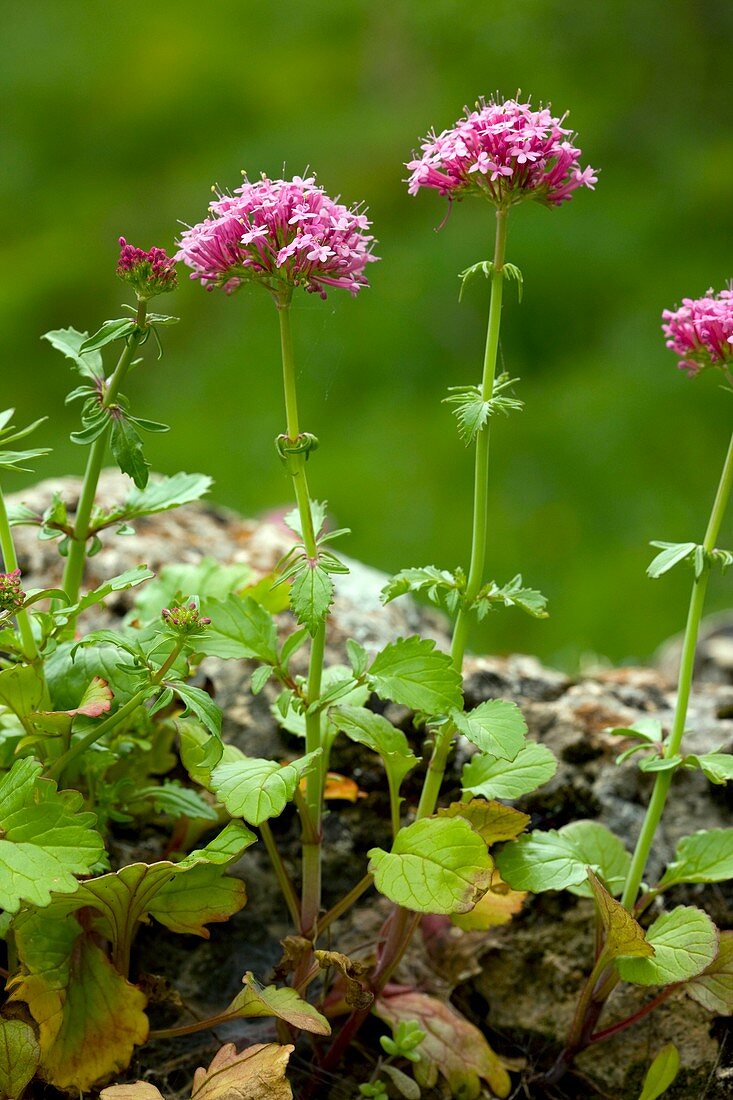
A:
[
  {"left": 381, "top": 566, "right": 463, "bottom": 614},
  {"left": 0, "top": 758, "right": 104, "bottom": 913},
  {"left": 274, "top": 666, "right": 368, "bottom": 740},
  {"left": 211, "top": 751, "right": 321, "bottom": 826},
  {"left": 587, "top": 869, "right": 653, "bottom": 964},
  {"left": 685, "top": 752, "right": 733, "bottom": 784},
  {"left": 110, "top": 417, "right": 148, "bottom": 489},
  {"left": 375, "top": 991, "right": 511, "bottom": 1099},
  {"left": 31, "top": 676, "right": 113, "bottom": 734},
  {"left": 638, "top": 1044, "right": 680, "bottom": 1100},
  {"left": 43, "top": 327, "right": 103, "bottom": 380},
  {"left": 127, "top": 781, "right": 218, "bottom": 822},
  {"left": 168, "top": 681, "right": 222, "bottom": 738},
  {"left": 113, "top": 472, "right": 212, "bottom": 523},
  {"left": 0, "top": 1018, "right": 40, "bottom": 1099},
  {"left": 437, "top": 799, "right": 530, "bottom": 845},
  {"left": 190, "top": 1043, "right": 294, "bottom": 1100},
  {"left": 226, "top": 973, "right": 330, "bottom": 1035},
  {"left": 197, "top": 594, "right": 278, "bottom": 664},
  {"left": 496, "top": 821, "right": 630, "bottom": 896},
  {"left": 368, "top": 817, "right": 493, "bottom": 914},
  {"left": 368, "top": 636, "right": 462, "bottom": 716},
  {"left": 658, "top": 829, "right": 733, "bottom": 888},
  {"left": 685, "top": 931, "right": 733, "bottom": 1014},
  {"left": 331, "top": 705, "right": 418, "bottom": 788},
  {"left": 452, "top": 699, "right": 526, "bottom": 761},
  {"left": 617, "top": 906, "right": 718, "bottom": 986},
  {"left": 289, "top": 559, "right": 334, "bottom": 634},
  {"left": 9, "top": 911, "right": 148, "bottom": 1090},
  {"left": 461, "top": 739, "right": 557, "bottom": 800}
]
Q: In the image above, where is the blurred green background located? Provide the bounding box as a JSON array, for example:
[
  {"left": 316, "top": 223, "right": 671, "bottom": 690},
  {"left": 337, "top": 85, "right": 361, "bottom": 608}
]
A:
[{"left": 2, "top": 0, "right": 732, "bottom": 668}]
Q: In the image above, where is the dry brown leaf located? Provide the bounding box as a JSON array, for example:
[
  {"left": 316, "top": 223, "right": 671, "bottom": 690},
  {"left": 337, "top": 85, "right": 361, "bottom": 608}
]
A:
[{"left": 191, "top": 1043, "right": 294, "bottom": 1100}]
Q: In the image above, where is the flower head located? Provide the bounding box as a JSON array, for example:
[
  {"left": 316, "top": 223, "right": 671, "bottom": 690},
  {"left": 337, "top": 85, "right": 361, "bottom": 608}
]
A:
[
  {"left": 161, "top": 600, "right": 211, "bottom": 637},
  {"left": 407, "top": 96, "right": 597, "bottom": 208},
  {"left": 117, "top": 238, "right": 178, "bottom": 300},
  {"left": 176, "top": 174, "right": 377, "bottom": 299},
  {"left": 662, "top": 287, "right": 733, "bottom": 378},
  {"left": 0, "top": 569, "right": 24, "bottom": 615}
]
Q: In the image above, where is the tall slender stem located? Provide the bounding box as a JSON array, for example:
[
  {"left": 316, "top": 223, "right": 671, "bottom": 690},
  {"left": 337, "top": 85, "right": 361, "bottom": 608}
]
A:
[
  {"left": 276, "top": 302, "right": 326, "bottom": 938},
  {"left": 260, "top": 821, "right": 301, "bottom": 928},
  {"left": 62, "top": 300, "right": 148, "bottom": 603},
  {"left": 416, "top": 208, "right": 508, "bottom": 821},
  {"left": 620, "top": 426, "right": 733, "bottom": 909},
  {"left": 0, "top": 486, "right": 38, "bottom": 661}
]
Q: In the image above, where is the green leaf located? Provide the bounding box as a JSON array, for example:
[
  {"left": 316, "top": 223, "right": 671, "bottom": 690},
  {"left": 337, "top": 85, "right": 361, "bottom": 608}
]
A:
[
  {"left": 197, "top": 594, "right": 278, "bottom": 664},
  {"left": 685, "top": 752, "right": 733, "bottom": 784},
  {"left": 32, "top": 676, "right": 113, "bottom": 734},
  {"left": 109, "top": 472, "right": 213, "bottom": 523},
  {"left": 443, "top": 374, "right": 523, "bottom": 445},
  {"left": 381, "top": 566, "right": 463, "bottom": 615},
  {"left": 110, "top": 417, "right": 148, "bottom": 489},
  {"left": 647, "top": 541, "right": 697, "bottom": 579},
  {"left": 289, "top": 558, "right": 334, "bottom": 634},
  {"left": 331, "top": 705, "right": 418, "bottom": 789},
  {"left": 168, "top": 681, "right": 222, "bottom": 738},
  {"left": 0, "top": 758, "right": 104, "bottom": 913},
  {"left": 43, "top": 327, "right": 103, "bottom": 380},
  {"left": 437, "top": 799, "right": 530, "bottom": 845},
  {"left": 638, "top": 1044, "right": 680, "bottom": 1100},
  {"left": 474, "top": 574, "right": 549, "bottom": 620},
  {"left": 368, "top": 817, "right": 493, "bottom": 914},
  {"left": 226, "top": 972, "right": 330, "bottom": 1036},
  {"left": 368, "top": 636, "right": 462, "bottom": 716},
  {"left": 127, "top": 781, "right": 218, "bottom": 822},
  {"left": 132, "top": 559, "right": 255, "bottom": 623},
  {"left": 9, "top": 909, "right": 148, "bottom": 1090},
  {"left": 0, "top": 1018, "right": 40, "bottom": 1100},
  {"left": 381, "top": 1064, "right": 420, "bottom": 1100},
  {"left": 658, "top": 829, "right": 733, "bottom": 888},
  {"left": 461, "top": 739, "right": 557, "bottom": 800},
  {"left": 52, "top": 565, "right": 154, "bottom": 626},
  {"left": 284, "top": 498, "right": 328, "bottom": 540},
  {"left": 587, "top": 869, "right": 653, "bottom": 963},
  {"left": 452, "top": 699, "right": 526, "bottom": 761},
  {"left": 496, "top": 820, "right": 630, "bottom": 896},
  {"left": 211, "top": 751, "right": 321, "bottom": 825},
  {"left": 0, "top": 663, "right": 46, "bottom": 719},
  {"left": 274, "top": 666, "right": 368, "bottom": 739},
  {"left": 685, "top": 931, "right": 733, "bottom": 1014},
  {"left": 79, "top": 318, "right": 136, "bottom": 353},
  {"left": 617, "top": 906, "right": 718, "bottom": 986}
]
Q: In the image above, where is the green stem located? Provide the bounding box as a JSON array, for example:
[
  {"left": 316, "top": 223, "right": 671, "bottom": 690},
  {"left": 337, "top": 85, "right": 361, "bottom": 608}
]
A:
[
  {"left": 45, "top": 639, "right": 183, "bottom": 782},
  {"left": 276, "top": 301, "right": 326, "bottom": 938},
  {"left": 62, "top": 299, "right": 148, "bottom": 604},
  {"left": 620, "top": 426, "right": 733, "bottom": 909},
  {"left": 260, "top": 821, "right": 301, "bottom": 928},
  {"left": 0, "top": 485, "right": 38, "bottom": 661},
  {"left": 318, "top": 872, "right": 374, "bottom": 937},
  {"left": 416, "top": 208, "right": 509, "bottom": 821}
]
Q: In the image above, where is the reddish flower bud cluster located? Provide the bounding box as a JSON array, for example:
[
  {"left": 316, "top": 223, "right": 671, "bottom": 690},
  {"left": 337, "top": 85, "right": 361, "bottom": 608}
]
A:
[
  {"left": 0, "top": 569, "right": 24, "bottom": 614},
  {"left": 161, "top": 601, "right": 211, "bottom": 636},
  {"left": 117, "top": 238, "right": 178, "bottom": 300},
  {"left": 662, "top": 287, "right": 733, "bottom": 377},
  {"left": 407, "top": 96, "right": 597, "bottom": 208}
]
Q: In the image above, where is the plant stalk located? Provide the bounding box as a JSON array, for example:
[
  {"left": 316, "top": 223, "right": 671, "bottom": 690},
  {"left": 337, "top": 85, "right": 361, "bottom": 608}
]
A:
[
  {"left": 260, "top": 821, "right": 301, "bottom": 928},
  {"left": 62, "top": 299, "right": 148, "bottom": 603},
  {"left": 277, "top": 301, "right": 326, "bottom": 939},
  {"left": 0, "top": 485, "right": 39, "bottom": 661}
]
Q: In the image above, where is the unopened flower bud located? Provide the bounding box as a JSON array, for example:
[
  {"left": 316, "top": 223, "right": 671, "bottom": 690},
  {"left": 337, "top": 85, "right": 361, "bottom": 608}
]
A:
[
  {"left": 161, "top": 600, "right": 211, "bottom": 637},
  {"left": 0, "top": 569, "right": 24, "bottom": 614},
  {"left": 117, "top": 237, "right": 178, "bottom": 300}
]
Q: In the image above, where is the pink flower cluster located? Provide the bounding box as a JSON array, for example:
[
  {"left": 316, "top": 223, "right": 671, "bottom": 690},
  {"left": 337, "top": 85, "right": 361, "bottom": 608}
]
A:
[
  {"left": 0, "top": 569, "right": 24, "bottom": 614},
  {"left": 407, "top": 97, "right": 597, "bottom": 208},
  {"left": 176, "top": 175, "right": 377, "bottom": 299},
  {"left": 117, "top": 238, "right": 177, "bottom": 300},
  {"left": 662, "top": 287, "right": 733, "bottom": 377}
]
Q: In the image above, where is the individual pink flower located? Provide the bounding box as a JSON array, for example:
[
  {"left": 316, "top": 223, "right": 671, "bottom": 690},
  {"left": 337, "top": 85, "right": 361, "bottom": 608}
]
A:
[
  {"left": 407, "top": 97, "right": 597, "bottom": 208},
  {"left": 117, "top": 238, "right": 178, "bottom": 300},
  {"left": 662, "top": 287, "right": 733, "bottom": 377},
  {"left": 176, "top": 174, "right": 377, "bottom": 299}
]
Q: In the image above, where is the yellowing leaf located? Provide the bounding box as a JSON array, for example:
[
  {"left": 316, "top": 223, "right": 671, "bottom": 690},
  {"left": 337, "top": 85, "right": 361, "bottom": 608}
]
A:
[
  {"left": 375, "top": 991, "right": 511, "bottom": 1099},
  {"left": 452, "top": 874, "right": 526, "bottom": 931},
  {"left": 323, "top": 772, "right": 368, "bottom": 801},
  {"left": 685, "top": 931, "right": 733, "bottom": 1014},
  {"left": 0, "top": 1018, "right": 40, "bottom": 1100},
  {"left": 438, "top": 799, "right": 529, "bottom": 845},
  {"left": 227, "top": 973, "right": 330, "bottom": 1035},
  {"left": 101, "top": 1086, "right": 164, "bottom": 1100},
  {"left": 191, "top": 1043, "right": 293, "bottom": 1100},
  {"left": 9, "top": 914, "right": 148, "bottom": 1090},
  {"left": 587, "top": 869, "right": 654, "bottom": 963}
]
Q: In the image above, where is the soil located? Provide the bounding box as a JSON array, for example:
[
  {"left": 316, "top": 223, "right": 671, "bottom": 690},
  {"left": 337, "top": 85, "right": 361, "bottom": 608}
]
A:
[{"left": 8, "top": 474, "right": 733, "bottom": 1100}]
